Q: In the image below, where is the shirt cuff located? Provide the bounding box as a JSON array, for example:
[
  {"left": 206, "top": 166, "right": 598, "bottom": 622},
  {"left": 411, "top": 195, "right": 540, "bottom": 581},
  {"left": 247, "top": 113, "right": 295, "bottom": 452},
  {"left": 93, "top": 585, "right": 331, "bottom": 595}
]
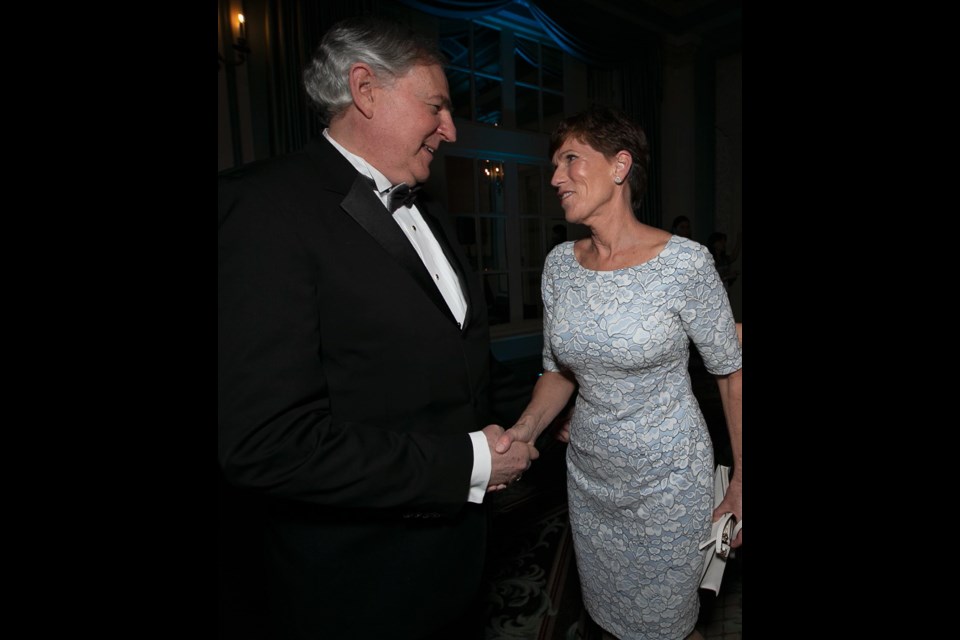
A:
[{"left": 467, "top": 431, "right": 492, "bottom": 504}]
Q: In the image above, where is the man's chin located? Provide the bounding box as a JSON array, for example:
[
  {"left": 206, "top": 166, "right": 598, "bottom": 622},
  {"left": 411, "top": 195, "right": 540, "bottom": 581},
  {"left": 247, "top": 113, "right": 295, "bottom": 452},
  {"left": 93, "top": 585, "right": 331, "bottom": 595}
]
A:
[
  {"left": 411, "top": 166, "right": 431, "bottom": 185},
  {"left": 413, "top": 151, "right": 435, "bottom": 182}
]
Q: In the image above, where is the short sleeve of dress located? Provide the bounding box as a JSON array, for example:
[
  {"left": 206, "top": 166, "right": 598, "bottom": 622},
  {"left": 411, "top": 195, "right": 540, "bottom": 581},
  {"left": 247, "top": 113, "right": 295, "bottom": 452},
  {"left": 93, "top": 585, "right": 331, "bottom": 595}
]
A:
[
  {"left": 541, "top": 246, "right": 562, "bottom": 374},
  {"left": 679, "top": 244, "right": 742, "bottom": 376}
]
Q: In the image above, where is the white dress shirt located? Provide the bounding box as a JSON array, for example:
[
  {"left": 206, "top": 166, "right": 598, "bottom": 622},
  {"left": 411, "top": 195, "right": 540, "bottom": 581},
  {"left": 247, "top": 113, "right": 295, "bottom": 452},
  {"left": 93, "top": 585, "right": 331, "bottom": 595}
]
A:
[{"left": 323, "top": 130, "right": 492, "bottom": 503}]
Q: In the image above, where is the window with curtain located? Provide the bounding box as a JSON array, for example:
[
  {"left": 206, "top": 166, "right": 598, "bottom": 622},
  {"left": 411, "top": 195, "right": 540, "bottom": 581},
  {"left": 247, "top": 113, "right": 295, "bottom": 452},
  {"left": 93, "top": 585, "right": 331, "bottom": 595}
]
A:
[
  {"left": 439, "top": 17, "right": 587, "bottom": 330},
  {"left": 448, "top": 157, "right": 510, "bottom": 326},
  {"left": 446, "top": 156, "right": 588, "bottom": 328}
]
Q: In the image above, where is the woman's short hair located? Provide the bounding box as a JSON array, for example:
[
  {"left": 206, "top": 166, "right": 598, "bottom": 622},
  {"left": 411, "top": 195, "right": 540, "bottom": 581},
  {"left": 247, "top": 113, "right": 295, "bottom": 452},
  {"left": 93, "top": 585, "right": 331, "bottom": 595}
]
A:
[{"left": 549, "top": 105, "right": 651, "bottom": 210}]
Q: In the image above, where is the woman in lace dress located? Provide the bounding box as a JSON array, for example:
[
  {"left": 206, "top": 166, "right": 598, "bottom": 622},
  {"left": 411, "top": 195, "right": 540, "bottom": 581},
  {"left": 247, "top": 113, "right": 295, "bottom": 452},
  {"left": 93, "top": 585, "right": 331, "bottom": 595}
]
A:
[{"left": 496, "top": 106, "right": 742, "bottom": 640}]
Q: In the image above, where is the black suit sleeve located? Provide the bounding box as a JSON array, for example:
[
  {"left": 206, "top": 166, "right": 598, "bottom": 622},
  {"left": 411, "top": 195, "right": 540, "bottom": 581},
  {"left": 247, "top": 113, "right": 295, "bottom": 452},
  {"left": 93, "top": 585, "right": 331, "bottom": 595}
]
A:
[{"left": 218, "top": 172, "right": 474, "bottom": 513}]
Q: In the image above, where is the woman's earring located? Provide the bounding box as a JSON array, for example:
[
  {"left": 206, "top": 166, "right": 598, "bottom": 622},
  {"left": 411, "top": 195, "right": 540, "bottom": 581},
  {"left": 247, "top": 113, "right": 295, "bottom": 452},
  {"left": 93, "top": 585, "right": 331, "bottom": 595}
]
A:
[{"left": 614, "top": 176, "right": 623, "bottom": 184}]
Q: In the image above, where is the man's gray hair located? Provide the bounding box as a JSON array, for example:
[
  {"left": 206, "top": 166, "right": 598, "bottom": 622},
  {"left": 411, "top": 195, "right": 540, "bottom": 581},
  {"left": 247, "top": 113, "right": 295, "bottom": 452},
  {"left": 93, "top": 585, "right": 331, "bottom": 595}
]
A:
[{"left": 303, "top": 16, "right": 448, "bottom": 124}]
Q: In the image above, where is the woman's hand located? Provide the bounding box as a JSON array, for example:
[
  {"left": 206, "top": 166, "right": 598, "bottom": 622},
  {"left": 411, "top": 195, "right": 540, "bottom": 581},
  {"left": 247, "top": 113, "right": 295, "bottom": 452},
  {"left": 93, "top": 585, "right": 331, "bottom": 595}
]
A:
[
  {"left": 494, "top": 417, "right": 538, "bottom": 454},
  {"left": 713, "top": 477, "right": 742, "bottom": 549}
]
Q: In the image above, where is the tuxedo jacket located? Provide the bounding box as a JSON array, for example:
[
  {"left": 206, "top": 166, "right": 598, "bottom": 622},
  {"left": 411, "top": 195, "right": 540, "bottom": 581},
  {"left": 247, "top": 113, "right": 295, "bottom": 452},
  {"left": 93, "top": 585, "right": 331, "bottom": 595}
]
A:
[{"left": 218, "top": 137, "right": 495, "bottom": 639}]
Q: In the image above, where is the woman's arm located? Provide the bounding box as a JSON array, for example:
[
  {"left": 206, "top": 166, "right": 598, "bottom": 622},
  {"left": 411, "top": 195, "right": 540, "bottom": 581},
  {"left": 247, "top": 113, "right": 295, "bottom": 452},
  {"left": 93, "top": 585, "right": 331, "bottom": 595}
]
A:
[
  {"left": 495, "top": 369, "right": 577, "bottom": 453},
  {"left": 715, "top": 322, "right": 742, "bottom": 547}
]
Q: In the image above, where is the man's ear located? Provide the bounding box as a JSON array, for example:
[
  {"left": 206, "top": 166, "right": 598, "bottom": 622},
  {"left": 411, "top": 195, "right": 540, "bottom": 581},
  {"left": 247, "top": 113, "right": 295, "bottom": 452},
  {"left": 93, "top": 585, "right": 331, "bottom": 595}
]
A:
[{"left": 349, "top": 63, "right": 377, "bottom": 119}]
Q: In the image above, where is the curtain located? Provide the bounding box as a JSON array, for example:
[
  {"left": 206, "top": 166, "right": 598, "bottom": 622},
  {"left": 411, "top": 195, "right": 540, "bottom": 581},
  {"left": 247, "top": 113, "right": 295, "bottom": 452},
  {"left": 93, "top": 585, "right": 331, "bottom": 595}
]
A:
[
  {"left": 398, "top": 0, "right": 599, "bottom": 63},
  {"left": 622, "top": 53, "right": 663, "bottom": 229},
  {"left": 264, "top": 0, "right": 375, "bottom": 157}
]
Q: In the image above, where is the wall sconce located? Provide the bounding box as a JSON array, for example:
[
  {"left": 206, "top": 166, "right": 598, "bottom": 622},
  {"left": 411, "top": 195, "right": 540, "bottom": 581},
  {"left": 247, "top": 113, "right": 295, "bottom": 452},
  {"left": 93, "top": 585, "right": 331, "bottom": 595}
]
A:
[
  {"left": 482, "top": 160, "right": 505, "bottom": 209},
  {"left": 219, "top": 13, "right": 251, "bottom": 70},
  {"left": 483, "top": 160, "right": 504, "bottom": 182}
]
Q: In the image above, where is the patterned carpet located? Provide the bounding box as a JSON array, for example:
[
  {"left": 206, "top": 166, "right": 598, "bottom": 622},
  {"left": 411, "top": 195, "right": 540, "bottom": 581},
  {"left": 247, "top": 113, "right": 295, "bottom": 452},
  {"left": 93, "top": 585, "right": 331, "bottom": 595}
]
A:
[
  {"left": 476, "top": 432, "right": 574, "bottom": 640},
  {"left": 481, "top": 505, "right": 573, "bottom": 639},
  {"left": 219, "top": 356, "right": 740, "bottom": 640}
]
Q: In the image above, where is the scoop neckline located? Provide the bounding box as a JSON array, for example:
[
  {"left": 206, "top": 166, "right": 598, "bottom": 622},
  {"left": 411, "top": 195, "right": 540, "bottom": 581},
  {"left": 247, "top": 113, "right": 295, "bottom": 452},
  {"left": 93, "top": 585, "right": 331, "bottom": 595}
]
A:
[{"left": 569, "top": 235, "right": 679, "bottom": 274}]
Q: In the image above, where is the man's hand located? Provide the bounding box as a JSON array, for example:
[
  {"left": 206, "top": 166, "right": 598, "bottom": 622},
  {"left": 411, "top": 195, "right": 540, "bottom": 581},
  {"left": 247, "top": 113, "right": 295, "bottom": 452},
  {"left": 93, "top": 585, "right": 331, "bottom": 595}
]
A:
[{"left": 482, "top": 424, "right": 538, "bottom": 491}]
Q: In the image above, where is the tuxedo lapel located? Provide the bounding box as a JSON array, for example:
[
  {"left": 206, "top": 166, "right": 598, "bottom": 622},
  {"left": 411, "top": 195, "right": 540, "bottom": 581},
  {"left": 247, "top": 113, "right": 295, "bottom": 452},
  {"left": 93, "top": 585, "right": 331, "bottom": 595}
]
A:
[{"left": 340, "top": 177, "right": 457, "bottom": 324}]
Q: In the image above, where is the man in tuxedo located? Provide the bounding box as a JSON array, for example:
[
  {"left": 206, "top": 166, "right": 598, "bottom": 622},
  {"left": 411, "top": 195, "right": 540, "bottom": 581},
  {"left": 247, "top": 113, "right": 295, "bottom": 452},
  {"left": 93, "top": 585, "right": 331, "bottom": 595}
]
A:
[{"left": 218, "top": 15, "right": 539, "bottom": 640}]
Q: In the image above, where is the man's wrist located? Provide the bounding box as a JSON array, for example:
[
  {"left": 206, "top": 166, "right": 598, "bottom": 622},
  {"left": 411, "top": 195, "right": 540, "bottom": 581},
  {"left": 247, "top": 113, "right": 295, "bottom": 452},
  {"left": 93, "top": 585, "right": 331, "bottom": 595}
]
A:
[{"left": 466, "top": 431, "right": 492, "bottom": 503}]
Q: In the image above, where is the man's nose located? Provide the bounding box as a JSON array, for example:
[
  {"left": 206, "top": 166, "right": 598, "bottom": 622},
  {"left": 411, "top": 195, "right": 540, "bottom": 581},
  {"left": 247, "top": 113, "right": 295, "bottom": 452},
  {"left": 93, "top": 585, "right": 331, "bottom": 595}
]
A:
[{"left": 438, "top": 111, "right": 457, "bottom": 143}]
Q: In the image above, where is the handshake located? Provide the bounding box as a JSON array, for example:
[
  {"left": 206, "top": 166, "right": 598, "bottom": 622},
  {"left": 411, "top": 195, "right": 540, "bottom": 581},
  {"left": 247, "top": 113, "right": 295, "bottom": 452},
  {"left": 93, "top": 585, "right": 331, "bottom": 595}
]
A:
[{"left": 481, "top": 414, "right": 572, "bottom": 492}]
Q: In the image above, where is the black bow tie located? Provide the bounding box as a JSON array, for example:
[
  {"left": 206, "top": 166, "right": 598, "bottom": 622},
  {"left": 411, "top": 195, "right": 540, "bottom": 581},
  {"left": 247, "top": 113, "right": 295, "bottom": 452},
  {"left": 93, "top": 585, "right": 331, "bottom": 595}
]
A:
[{"left": 388, "top": 184, "right": 421, "bottom": 212}]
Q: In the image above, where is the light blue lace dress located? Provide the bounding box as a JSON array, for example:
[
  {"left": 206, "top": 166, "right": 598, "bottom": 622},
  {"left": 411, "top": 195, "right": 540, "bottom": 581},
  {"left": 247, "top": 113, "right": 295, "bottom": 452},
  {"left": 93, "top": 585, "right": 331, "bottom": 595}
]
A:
[{"left": 542, "top": 237, "right": 741, "bottom": 640}]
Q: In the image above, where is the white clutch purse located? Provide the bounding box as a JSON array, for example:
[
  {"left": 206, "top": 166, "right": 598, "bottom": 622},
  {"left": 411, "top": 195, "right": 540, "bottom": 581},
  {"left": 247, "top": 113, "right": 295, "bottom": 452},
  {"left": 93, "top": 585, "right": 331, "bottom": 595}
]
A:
[{"left": 699, "top": 464, "right": 742, "bottom": 594}]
